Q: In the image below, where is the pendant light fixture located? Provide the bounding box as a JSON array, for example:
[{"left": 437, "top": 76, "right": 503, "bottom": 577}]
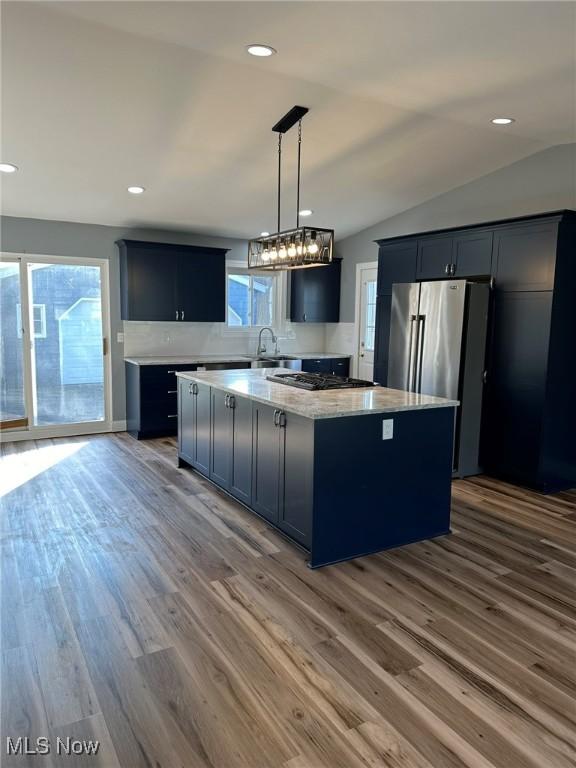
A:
[{"left": 248, "top": 106, "right": 334, "bottom": 271}]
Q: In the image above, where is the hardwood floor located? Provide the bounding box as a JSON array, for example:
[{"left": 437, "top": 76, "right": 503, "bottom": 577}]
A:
[{"left": 1, "top": 433, "right": 575, "bottom": 768}]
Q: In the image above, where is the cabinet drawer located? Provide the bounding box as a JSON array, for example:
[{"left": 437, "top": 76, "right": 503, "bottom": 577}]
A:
[
  {"left": 140, "top": 365, "right": 194, "bottom": 396},
  {"left": 331, "top": 359, "right": 350, "bottom": 377},
  {"left": 140, "top": 398, "right": 179, "bottom": 432},
  {"left": 301, "top": 359, "right": 332, "bottom": 374}
]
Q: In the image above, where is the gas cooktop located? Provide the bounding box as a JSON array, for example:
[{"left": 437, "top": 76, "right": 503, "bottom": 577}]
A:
[{"left": 266, "top": 372, "right": 376, "bottom": 391}]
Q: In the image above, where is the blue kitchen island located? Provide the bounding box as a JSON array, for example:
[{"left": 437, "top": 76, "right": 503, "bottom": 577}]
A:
[{"left": 176, "top": 368, "right": 458, "bottom": 568}]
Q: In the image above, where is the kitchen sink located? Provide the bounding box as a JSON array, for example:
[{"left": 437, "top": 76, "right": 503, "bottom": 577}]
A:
[{"left": 247, "top": 355, "right": 302, "bottom": 370}]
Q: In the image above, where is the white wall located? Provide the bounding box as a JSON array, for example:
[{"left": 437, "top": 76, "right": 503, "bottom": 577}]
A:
[{"left": 336, "top": 144, "right": 576, "bottom": 321}]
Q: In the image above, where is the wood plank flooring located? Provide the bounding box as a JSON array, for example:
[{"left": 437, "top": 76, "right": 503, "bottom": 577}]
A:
[{"left": 1, "top": 433, "right": 575, "bottom": 767}]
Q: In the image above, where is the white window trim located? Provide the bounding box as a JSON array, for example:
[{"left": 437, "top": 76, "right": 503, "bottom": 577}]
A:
[
  {"left": 222, "top": 260, "right": 294, "bottom": 339},
  {"left": 16, "top": 303, "right": 47, "bottom": 339}
]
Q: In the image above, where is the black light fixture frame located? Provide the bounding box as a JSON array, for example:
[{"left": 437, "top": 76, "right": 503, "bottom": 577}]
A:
[{"left": 248, "top": 105, "right": 334, "bottom": 271}]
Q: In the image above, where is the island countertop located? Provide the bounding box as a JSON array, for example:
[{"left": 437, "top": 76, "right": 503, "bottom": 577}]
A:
[{"left": 176, "top": 368, "right": 458, "bottom": 419}]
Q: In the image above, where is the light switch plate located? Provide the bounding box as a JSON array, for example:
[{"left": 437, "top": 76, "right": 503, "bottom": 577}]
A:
[
  {"left": 116, "top": 332, "right": 124, "bottom": 343},
  {"left": 382, "top": 419, "right": 394, "bottom": 440}
]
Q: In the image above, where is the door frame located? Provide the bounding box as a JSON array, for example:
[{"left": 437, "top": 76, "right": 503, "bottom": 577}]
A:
[
  {"left": 0, "top": 251, "right": 113, "bottom": 441},
  {"left": 353, "top": 261, "right": 378, "bottom": 378}
]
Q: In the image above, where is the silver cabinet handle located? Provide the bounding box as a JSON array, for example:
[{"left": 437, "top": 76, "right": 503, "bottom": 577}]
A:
[
  {"left": 167, "top": 414, "right": 177, "bottom": 418},
  {"left": 167, "top": 390, "right": 177, "bottom": 394},
  {"left": 273, "top": 408, "right": 280, "bottom": 426},
  {"left": 278, "top": 411, "right": 286, "bottom": 428},
  {"left": 192, "top": 382, "right": 198, "bottom": 395},
  {"left": 445, "top": 264, "right": 450, "bottom": 275},
  {"left": 181, "top": 310, "right": 185, "bottom": 321},
  {"left": 303, "top": 313, "right": 307, "bottom": 321},
  {"left": 188, "top": 383, "right": 193, "bottom": 394},
  {"left": 483, "top": 370, "right": 488, "bottom": 385},
  {"left": 228, "top": 395, "right": 235, "bottom": 410},
  {"left": 168, "top": 370, "right": 176, "bottom": 374},
  {"left": 175, "top": 310, "right": 179, "bottom": 320},
  {"left": 225, "top": 394, "right": 230, "bottom": 408}
]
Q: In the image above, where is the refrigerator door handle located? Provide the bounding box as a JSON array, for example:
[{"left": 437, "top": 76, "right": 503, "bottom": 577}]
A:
[
  {"left": 406, "top": 314, "right": 418, "bottom": 390},
  {"left": 415, "top": 314, "right": 426, "bottom": 392}
]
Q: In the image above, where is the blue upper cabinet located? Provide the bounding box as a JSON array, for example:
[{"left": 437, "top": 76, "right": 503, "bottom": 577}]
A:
[
  {"left": 118, "top": 239, "right": 226, "bottom": 322},
  {"left": 376, "top": 241, "right": 417, "bottom": 294},
  {"left": 290, "top": 259, "right": 341, "bottom": 322}
]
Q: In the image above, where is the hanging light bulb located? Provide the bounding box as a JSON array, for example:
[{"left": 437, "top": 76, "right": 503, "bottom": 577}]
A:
[
  {"left": 287, "top": 239, "right": 297, "bottom": 258},
  {"left": 261, "top": 243, "right": 270, "bottom": 262},
  {"left": 270, "top": 240, "right": 279, "bottom": 260},
  {"left": 308, "top": 231, "right": 319, "bottom": 255},
  {"left": 296, "top": 236, "right": 304, "bottom": 256},
  {"left": 278, "top": 239, "right": 287, "bottom": 259}
]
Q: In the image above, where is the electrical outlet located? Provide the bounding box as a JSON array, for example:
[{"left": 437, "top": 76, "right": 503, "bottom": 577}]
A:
[
  {"left": 116, "top": 332, "right": 124, "bottom": 343},
  {"left": 382, "top": 419, "right": 394, "bottom": 440}
]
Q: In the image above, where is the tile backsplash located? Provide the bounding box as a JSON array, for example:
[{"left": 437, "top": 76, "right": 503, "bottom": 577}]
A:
[{"left": 123, "top": 321, "right": 329, "bottom": 357}]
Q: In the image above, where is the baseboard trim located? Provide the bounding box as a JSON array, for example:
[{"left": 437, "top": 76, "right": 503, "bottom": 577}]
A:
[{"left": 0, "top": 420, "right": 127, "bottom": 443}]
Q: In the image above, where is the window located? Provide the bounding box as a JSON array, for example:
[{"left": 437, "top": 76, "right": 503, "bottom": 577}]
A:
[
  {"left": 363, "top": 280, "right": 377, "bottom": 351},
  {"left": 16, "top": 303, "right": 47, "bottom": 338},
  {"left": 227, "top": 269, "right": 277, "bottom": 328}
]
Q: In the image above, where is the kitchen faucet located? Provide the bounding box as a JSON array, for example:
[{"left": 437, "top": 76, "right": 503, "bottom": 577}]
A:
[{"left": 257, "top": 327, "right": 278, "bottom": 356}]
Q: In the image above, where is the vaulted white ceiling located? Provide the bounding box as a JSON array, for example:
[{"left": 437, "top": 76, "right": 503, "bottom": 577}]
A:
[{"left": 1, "top": 2, "right": 574, "bottom": 238}]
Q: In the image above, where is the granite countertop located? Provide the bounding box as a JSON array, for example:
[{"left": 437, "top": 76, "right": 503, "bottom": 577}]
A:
[
  {"left": 176, "top": 368, "right": 458, "bottom": 420},
  {"left": 125, "top": 353, "right": 350, "bottom": 365}
]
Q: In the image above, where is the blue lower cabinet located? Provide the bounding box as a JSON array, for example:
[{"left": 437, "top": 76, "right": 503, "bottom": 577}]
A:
[
  {"left": 178, "top": 379, "right": 210, "bottom": 476},
  {"left": 209, "top": 389, "right": 253, "bottom": 505},
  {"left": 301, "top": 357, "right": 350, "bottom": 376},
  {"left": 127, "top": 362, "right": 192, "bottom": 439}
]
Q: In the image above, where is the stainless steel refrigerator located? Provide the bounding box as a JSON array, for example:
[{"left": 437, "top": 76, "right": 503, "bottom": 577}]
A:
[{"left": 387, "top": 279, "right": 490, "bottom": 477}]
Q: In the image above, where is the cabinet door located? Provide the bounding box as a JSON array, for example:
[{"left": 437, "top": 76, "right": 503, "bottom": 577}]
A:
[
  {"left": 453, "top": 231, "right": 493, "bottom": 277},
  {"left": 123, "top": 247, "right": 178, "bottom": 321},
  {"left": 377, "top": 241, "right": 417, "bottom": 295},
  {"left": 230, "top": 395, "right": 252, "bottom": 505},
  {"left": 178, "top": 250, "right": 226, "bottom": 322},
  {"left": 416, "top": 236, "right": 454, "bottom": 280},
  {"left": 178, "top": 379, "right": 196, "bottom": 464},
  {"left": 210, "top": 390, "right": 231, "bottom": 489},
  {"left": 373, "top": 294, "right": 392, "bottom": 385},
  {"left": 330, "top": 358, "right": 350, "bottom": 377},
  {"left": 252, "top": 402, "right": 281, "bottom": 523},
  {"left": 494, "top": 222, "right": 558, "bottom": 291},
  {"left": 194, "top": 382, "right": 211, "bottom": 476},
  {"left": 481, "top": 292, "right": 552, "bottom": 485},
  {"left": 279, "top": 411, "right": 313, "bottom": 548},
  {"left": 290, "top": 260, "right": 341, "bottom": 322},
  {"left": 301, "top": 358, "right": 331, "bottom": 374}
]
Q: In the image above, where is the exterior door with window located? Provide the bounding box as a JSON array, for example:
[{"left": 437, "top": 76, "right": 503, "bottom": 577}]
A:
[{"left": 357, "top": 267, "right": 378, "bottom": 380}]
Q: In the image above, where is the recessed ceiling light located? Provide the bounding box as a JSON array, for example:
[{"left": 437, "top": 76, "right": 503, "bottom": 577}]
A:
[
  {"left": 261, "top": 231, "right": 270, "bottom": 237},
  {"left": 299, "top": 209, "right": 313, "bottom": 217},
  {"left": 491, "top": 117, "right": 515, "bottom": 125},
  {"left": 246, "top": 44, "right": 276, "bottom": 57},
  {"left": 127, "top": 186, "right": 145, "bottom": 194},
  {"left": 0, "top": 163, "right": 18, "bottom": 173}
]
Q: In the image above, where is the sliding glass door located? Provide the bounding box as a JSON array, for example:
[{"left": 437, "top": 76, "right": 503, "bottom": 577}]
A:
[{"left": 0, "top": 254, "right": 111, "bottom": 435}]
